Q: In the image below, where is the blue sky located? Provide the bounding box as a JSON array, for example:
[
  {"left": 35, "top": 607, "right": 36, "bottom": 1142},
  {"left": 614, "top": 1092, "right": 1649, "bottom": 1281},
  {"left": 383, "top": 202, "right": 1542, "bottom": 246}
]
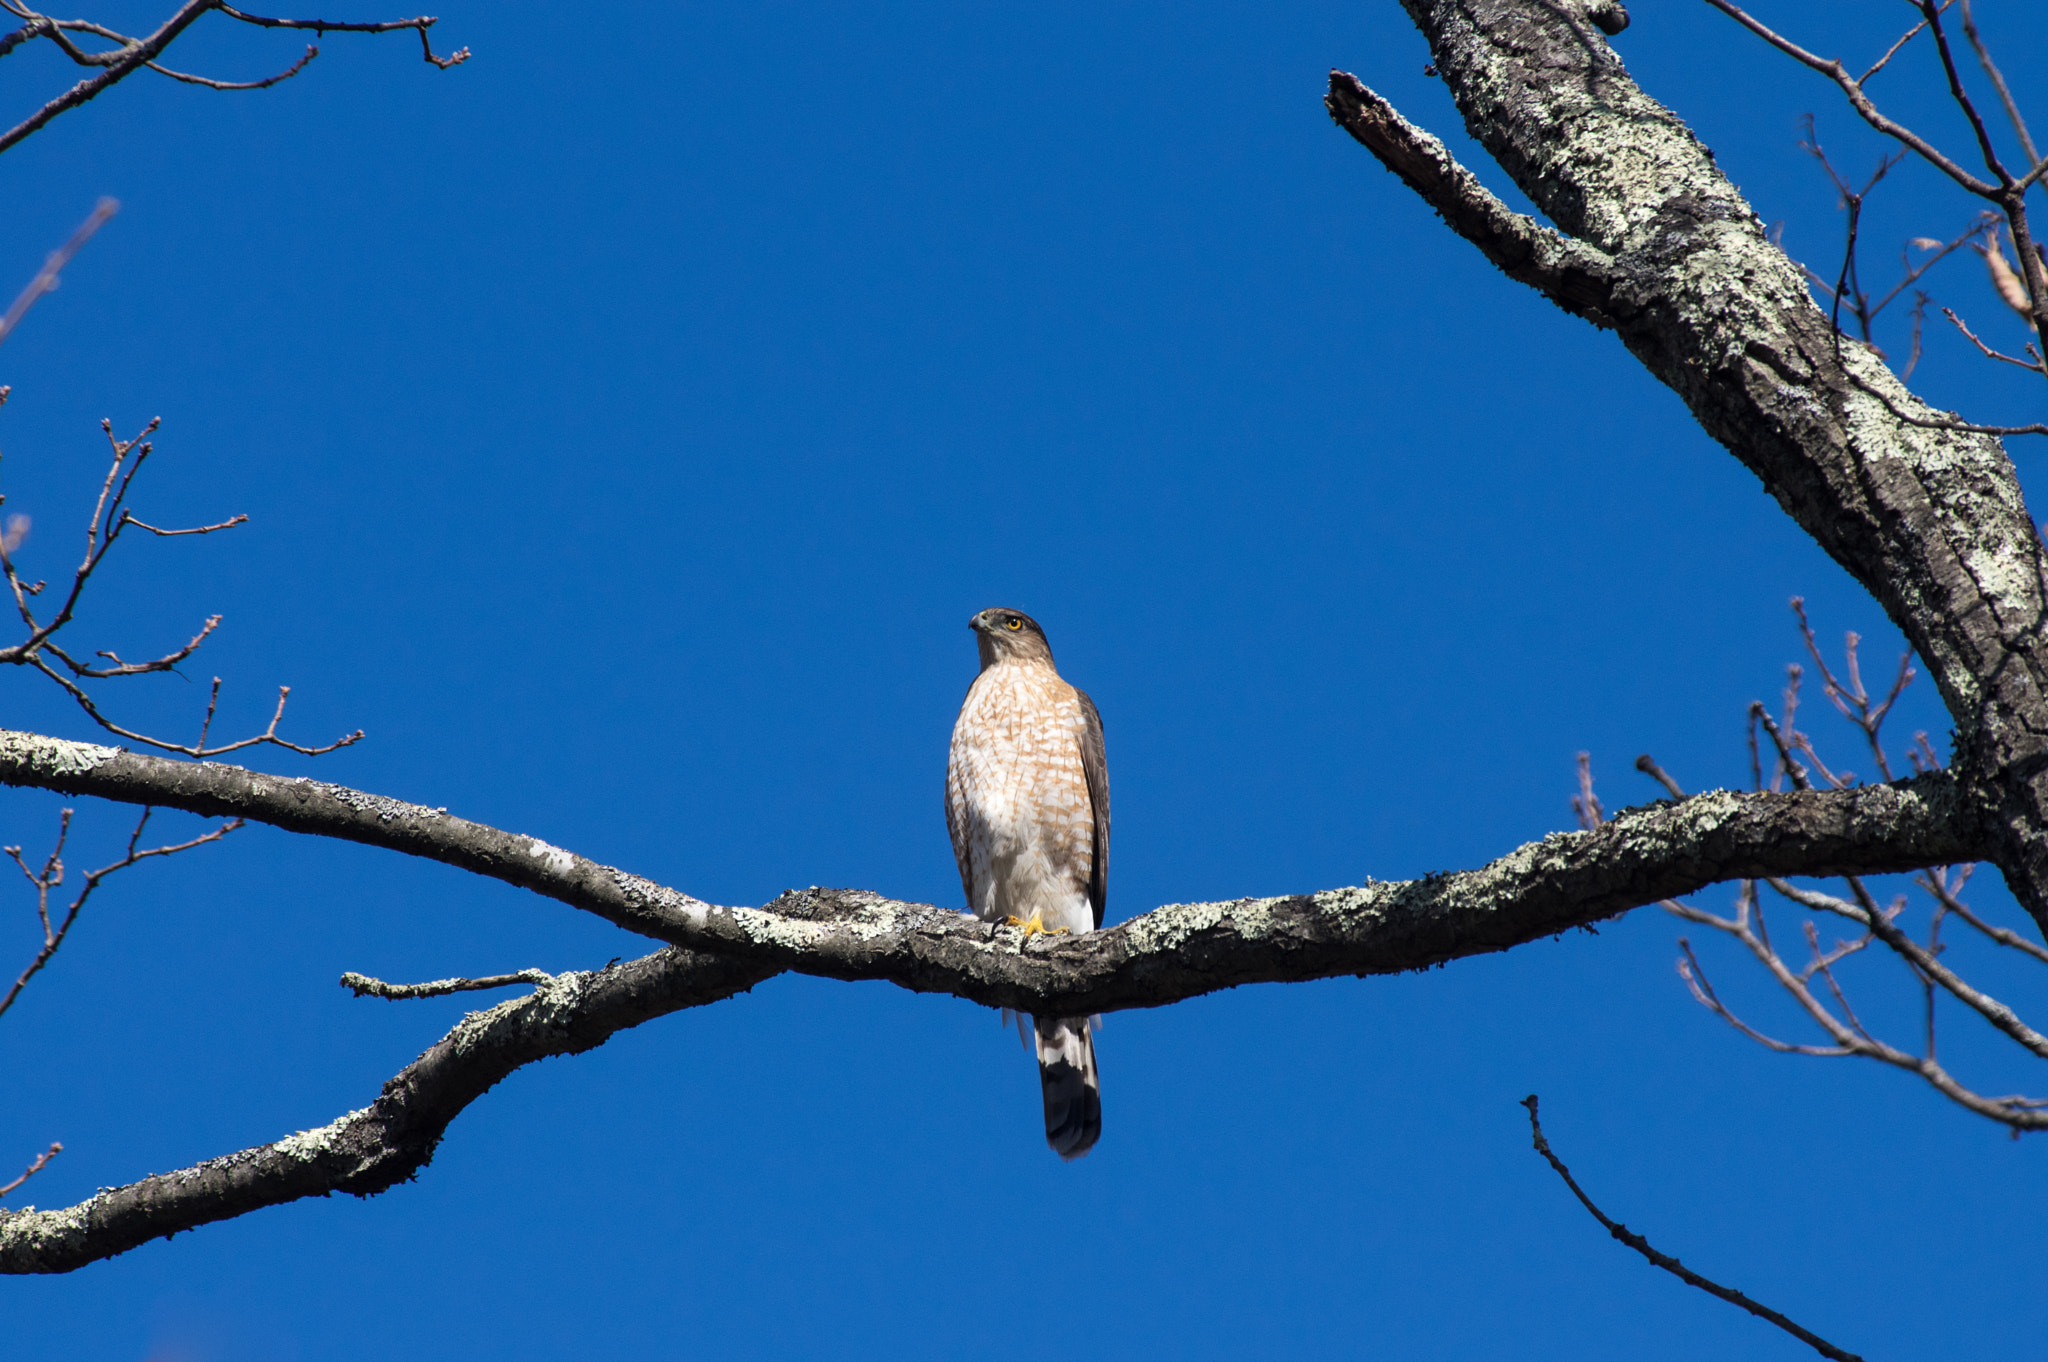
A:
[{"left": 3, "top": 2, "right": 2045, "bottom": 1358}]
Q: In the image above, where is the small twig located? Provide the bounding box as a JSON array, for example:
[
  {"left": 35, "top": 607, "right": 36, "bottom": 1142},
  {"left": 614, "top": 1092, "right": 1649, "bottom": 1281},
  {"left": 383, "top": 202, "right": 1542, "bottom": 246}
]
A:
[
  {"left": 1519, "top": 1095, "right": 1866, "bottom": 1362},
  {"left": 1678, "top": 935, "right": 1854, "bottom": 1057},
  {"left": 0, "top": 810, "right": 242, "bottom": 1019},
  {"left": 117, "top": 510, "right": 248, "bottom": 537},
  {"left": 0, "top": 198, "right": 117, "bottom": 347},
  {"left": 0, "top": 1142, "right": 61, "bottom": 1199},
  {"left": 1569, "top": 750, "right": 1604, "bottom": 830},
  {"left": 0, "top": 407, "right": 351, "bottom": 755},
  {"left": 1919, "top": 866, "right": 2048, "bottom": 963},
  {"left": 148, "top": 42, "right": 314, "bottom": 88},
  {"left": 194, "top": 676, "right": 222, "bottom": 752},
  {"left": 1802, "top": 919, "right": 1876, "bottom": 1042},
  {"left": 1858, "top": 3, "right": 1948, "bottom": 86},
  {"left": 1957, "top": 0, "right": 2038, "bottom": 188},
  {"left": 340, "top": 969, "right": 555, "bottom": 1000},
  {"left": 49, "top": 612, "right": 221, "bottom": 677},
  {"left": 1751, "top": 699, "right": 1811, "bottom": 791},
  {"left": 216, "top": 5, "right": 469, "bottom": 67},
  {"left": 1632, "top": 753, "right": 1686, "bottom": 799},
  {"left": 1904, "top": 288, "right": 1929, "bottom": 378},
  {"left": 1942, "top": 305, "right": 2046, "bottom": 371},
  {"left": 1703, "top": 0, "right": 1995, "bottom": 195}
]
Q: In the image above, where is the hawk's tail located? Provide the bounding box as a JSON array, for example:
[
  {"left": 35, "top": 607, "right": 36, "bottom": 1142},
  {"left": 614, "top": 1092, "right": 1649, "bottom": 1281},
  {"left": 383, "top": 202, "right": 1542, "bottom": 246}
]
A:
[{"left": 1033, "top": 1015, "right": 1101, "bottom": 1160}]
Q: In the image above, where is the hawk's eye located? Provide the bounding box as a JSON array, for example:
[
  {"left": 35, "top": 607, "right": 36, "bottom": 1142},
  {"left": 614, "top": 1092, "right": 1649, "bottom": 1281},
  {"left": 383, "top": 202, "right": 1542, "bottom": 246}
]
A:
[{"left": 1005, "top": 617, "right": 1023, "bottom": 630}]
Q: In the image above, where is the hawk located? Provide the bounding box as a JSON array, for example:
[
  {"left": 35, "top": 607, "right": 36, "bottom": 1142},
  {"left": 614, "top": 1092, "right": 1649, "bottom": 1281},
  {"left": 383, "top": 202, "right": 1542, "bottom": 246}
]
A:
[{"left": 945, "top": 607, "right": 1109, "bottom": 1160}]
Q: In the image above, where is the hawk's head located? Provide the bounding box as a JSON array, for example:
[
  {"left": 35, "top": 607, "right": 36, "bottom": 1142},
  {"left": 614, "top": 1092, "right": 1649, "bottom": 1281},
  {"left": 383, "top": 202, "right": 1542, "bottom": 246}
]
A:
[{"left": 970, "top": 607, "right": 1055, "bottom": 669}]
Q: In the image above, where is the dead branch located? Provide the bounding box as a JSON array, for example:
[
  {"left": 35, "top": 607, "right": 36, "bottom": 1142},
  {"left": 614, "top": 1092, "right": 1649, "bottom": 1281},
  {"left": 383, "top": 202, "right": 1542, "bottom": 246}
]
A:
[
  {"left": 340, "top": 969, "right": 555, "bottom": 1000},
  {"left": 0, "top": 2, "right": 465, "bottom": 156},
  {"left": 1520, "top": 1095, "right": 1864, "bottom": 1362}
]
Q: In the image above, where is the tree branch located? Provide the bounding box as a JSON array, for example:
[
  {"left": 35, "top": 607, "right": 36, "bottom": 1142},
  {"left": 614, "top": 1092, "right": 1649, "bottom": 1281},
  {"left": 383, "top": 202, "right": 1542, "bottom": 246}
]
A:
[
  {"left": 1520, "top": 1095, "right": 1864, "bottom": 1362},
  {"left": 0, "top": 1, "right": 465, "bottom": 156},
  {"left": 0, "top": 728, "right": 1982, "bottom": 1015},
  {"left": 339, "top": 968, "right": 553, "bottom": 999},
  {"left": 0, "top": 1143, "right": 61, "bottom": 1200},
  {"left": 1324, "top": 71, "right": 1620, "bottom": 327},
  {"left": 0, "top": 945, "right": 773, "bottom": 1273},
  {"left": 0, "top": 0, "right": 218, "bottom": 155},
  {"left": 1361, "top": 2, "right": 2048, "bottom": 933}
]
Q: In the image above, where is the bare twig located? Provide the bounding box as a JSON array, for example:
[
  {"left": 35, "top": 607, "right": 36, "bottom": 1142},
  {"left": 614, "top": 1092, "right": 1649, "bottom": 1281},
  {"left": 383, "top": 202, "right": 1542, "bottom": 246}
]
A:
[
  {"left": 0, "top": 808, "right": 242, "bottom": 1019},
  {"left": 1519, "top": 1095, "right": 1865, "bottom": 1362},
  {"left": 340, "top": 969, "right": 555, "bottom": 1000},
  {"left": 1569, "top": 750, "right": 1603, "bottom": 830},
  {"left": 1632, "top": 753, "right": 1685, "bottom": 800},
  {"left": 0, "top": 405, "right": 359, "bottom": 757},
  {"left": 1920, "top": 866, "right": 2048, "bottom": 964},
  {"left": 1702, "top": 1, "right": 1995, "bottom": 194},
  {"left": 1858, "top": 5, "right": 1945, "bottom": 86},
  {"left": 1799, "top": 118, "right": 1904, "bottom": 345},
  {"left": 118, "top": 510, "right": 249, "bottom": 537},
  {"left": 1942, "top": 306, "right": 2045, "bottom": 371},
  {"left": 0, "top": 1142, "right": 60, "bottom": 1199},
  {"left": 1625, "top": 604, "right": 2048, "bottom": 1129},
  {"left": 0, "top": 2, "right": 466, "bottom": 156},
  {"left": 148, "top": 42, "right": 315, "bottom": 89},
  {"left": 0, "top": 199, "right": 117, "bottom": 348},
  {"left": 1956, "top": 0, "right": 2038, "bottom": 189},
  {"left": 216, "top": 4, "right": 469, "bottom": 67},
  {"left": 1843, "top": 363, "right": 2048, "bottom": 436},
  {"left": 1706, "top": 0, "right": 2048, "bottom": 395}
]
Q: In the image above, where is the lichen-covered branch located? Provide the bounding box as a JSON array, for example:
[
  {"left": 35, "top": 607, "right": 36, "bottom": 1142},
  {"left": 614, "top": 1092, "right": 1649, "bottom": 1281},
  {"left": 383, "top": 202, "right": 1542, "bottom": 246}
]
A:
[
  {"left": 0, "top": 944, "right": 774, "bottom": 1274},
  {"left": 1342, "top": 1, "right": 2048, "bottom": 932},
  {"left": 0, "top": 713, "right": 1984, "bottom": 1272},
  {"left": 1323, "top": 71, "right": 1622, "bottom": 326},
  {"left": 0, "top": 728, "right": 1982, "bottom": 1016}
]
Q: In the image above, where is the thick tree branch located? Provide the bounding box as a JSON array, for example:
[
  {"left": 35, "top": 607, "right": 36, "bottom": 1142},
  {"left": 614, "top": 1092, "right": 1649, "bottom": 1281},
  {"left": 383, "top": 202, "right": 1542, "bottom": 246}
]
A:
[
  {"left": 1324, "top": 72, "right": 1621, "bottom": 325},
  {"left": 0, "top": 729, "right": 1982, "bottom": 1015},
  {"left": 0, "top": 944, "right": 774, "bottom": 1273},
  {"left": 1353, "top": 1, "right": 2048, "bottom": 932}
]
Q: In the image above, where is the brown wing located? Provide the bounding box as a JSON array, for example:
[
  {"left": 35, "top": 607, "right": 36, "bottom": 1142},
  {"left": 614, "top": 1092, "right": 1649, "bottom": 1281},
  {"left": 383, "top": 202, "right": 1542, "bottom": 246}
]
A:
[
  {"left": 945, "top": 688, "right": 978, "bottom": 910},
  {"left": 1075, "top": 686, "right": 1109, "bottom": 929}
]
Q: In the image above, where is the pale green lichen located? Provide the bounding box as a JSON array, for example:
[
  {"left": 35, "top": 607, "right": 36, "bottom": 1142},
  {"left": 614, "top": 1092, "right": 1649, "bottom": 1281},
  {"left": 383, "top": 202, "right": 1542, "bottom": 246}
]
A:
[
  {"left": 314, "top": 781, "right": 446, "bottom": 825},
  {"left": 0, "top": 729, "right": 120, "bottom": 778},
  {"left": 1125, "top": 896, "right": 1281, "bottom": 954},
  {"left": 271, "top": 1110, "right": 363, "bottom": 1162}
]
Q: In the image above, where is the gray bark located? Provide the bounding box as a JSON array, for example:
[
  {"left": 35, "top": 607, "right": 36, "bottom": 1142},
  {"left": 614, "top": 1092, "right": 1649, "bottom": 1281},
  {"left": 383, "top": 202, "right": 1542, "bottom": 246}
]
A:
[{"left": 0, "top": 729, "right": 1980, "bottom": 1014}]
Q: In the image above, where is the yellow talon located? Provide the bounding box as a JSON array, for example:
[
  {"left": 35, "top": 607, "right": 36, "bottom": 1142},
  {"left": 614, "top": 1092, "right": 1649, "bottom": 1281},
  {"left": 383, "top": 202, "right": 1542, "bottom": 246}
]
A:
[{"left": 1004, "top": 911, "right": 1069, "bottom": 940}]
